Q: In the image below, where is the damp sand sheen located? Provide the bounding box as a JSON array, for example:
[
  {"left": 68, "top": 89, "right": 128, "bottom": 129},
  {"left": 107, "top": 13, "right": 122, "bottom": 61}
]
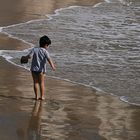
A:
[{"left": 0, "top": 0, "right": 140, "bottom": 140}]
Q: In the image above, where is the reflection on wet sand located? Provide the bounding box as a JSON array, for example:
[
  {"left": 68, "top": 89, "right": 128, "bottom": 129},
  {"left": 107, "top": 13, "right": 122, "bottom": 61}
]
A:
[
  {"left": 16, "top": 101, "right": 43, "bottom": 140},
  {"left": 17, "top": 100, "right": 69, "bottom": 140},
  {"left": 96, "top": 96, "right": 140, "bottom": 140},
  {"left": 28, "top": 101, "right": 42, "bottom": 140}
]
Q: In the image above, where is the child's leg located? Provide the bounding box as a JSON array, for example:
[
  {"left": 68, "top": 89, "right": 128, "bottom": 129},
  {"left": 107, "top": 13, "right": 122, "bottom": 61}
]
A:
[
  {"left": 31, "top": 72, "right": 39, "bottom": 100},
  {"left": 38, "top": 73, "right": 45, "bottom": 100}
]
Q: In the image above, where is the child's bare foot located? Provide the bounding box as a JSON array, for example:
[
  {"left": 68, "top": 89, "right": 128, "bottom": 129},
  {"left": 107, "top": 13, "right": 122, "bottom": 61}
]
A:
[
  {"left": 34, "top": 96, "right": 40, "bottom": 100},
  {"left": 39, "top": 97, "right": 45, "bottom": 100}
]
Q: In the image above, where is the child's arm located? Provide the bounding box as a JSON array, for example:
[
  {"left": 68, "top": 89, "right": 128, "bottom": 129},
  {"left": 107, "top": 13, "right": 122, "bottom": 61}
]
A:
[
  {"left": 47, "top": 58, "right": 56, "bottom": 71},
  {"left": 26, "top": 48, "right": 34, "bottom": 59}
]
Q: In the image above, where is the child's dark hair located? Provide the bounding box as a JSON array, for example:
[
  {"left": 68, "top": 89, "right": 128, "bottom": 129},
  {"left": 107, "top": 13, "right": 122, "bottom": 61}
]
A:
[{"left": 39, "top": 35, "right": 51, "bottom": 47}]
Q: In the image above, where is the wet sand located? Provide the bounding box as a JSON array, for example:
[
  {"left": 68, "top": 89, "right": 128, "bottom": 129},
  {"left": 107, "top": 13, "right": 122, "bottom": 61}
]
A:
[
  {"left": 0, "top": 0, "right": 140, "bottom": 140},
  {"left": 1, "top": 58, "right": 140, "bottom": 140}
]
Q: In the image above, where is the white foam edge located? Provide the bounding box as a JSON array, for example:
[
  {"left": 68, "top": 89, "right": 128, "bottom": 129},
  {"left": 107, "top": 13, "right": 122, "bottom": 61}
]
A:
[
  {"left": 0, "top": 6, "right": 80, "bottom": 31},
  {"left": 0, "top": 27, "right": 2, "bottom": 32},
  {"left": 100, "top": 0, "right": 131, "bottom": 6},
  {"left": 46, "top": 75, "right": 108, "bottom": 95},
  {"left": 93, "top": 0, "right": 114, "bottom": 8},
  {"left": 1, "top": 30, "right": 34, "bottom": 48},
  {"left": 0, "top": 51, "right": 29, "bottom": 71},
  {"left": 120, "top": 96, "right": 140, "bottom": 107},
  {"left": 93, "top": 2, "right": 104, "bottom": 8},
  {"left": 104, "top": 0, "right": 111, "bottom": 3},
  {"left": 0, "top": 48, "right": 33, "bottom": 62}
]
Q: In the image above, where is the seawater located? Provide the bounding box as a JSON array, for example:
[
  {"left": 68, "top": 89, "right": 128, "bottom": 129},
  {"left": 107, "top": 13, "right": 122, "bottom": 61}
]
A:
[{"left": 0, "top": 0, "right": 140, "bottom": 105}]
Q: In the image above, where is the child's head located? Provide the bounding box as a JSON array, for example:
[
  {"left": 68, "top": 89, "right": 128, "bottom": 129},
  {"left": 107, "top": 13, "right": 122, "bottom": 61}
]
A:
[{"left": 39, "top": 35, "right": 51, "bottom": 47}]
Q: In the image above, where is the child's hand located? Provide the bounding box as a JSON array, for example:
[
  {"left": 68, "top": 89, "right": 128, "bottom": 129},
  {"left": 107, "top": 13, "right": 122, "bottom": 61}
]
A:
[
  {"left": 51, "top": 62, "right": 56, "bottom": 71},
  {"left": 52, "top": 65, "right": 56, "bottom": 71},
  {"left": 47, "top": 58, "right": 56, "bottom": 71}
]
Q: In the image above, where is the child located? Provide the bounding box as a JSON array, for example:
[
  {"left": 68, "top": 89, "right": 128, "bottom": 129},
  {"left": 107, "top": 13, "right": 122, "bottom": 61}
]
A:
[{"left": 26, "top": 35, "right": 56, "bottom": 100}]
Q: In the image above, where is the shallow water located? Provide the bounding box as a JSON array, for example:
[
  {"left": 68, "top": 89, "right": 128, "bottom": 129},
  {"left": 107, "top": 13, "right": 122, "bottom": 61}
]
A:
[{"left": 0, "top": 0, "right": 140, "bottom": 105}]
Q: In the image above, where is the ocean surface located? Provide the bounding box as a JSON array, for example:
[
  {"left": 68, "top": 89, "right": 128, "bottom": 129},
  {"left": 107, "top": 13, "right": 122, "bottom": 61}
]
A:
[{"left": 0, "top": 0, "right": 140, "bottom": 105}]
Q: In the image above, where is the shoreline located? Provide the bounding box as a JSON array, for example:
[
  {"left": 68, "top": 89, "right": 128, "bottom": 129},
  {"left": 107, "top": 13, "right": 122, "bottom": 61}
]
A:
[
  {"left": 0, "top": 0, "right": 140, "bottom": 139},
  {"left": 0, "top": 1, "right": 104, "bottom": 47},
  {"left": 0, "top": 0, "right": 105, "bottom": 98},
  {"left": 0, "top": 0, "right": 103, "bottom": 27},
  {"left": 0, "top": 0, "right": 140, "bottom": 107}
]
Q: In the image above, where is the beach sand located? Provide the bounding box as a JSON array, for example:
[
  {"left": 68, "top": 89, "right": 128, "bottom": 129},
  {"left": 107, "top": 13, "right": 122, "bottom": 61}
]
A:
[
  {"left": 0, "top": 0, "right": 140, "bottom": 140},
  {"left": 1, "top": 58, "right": 140, "bottom": 140}
]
